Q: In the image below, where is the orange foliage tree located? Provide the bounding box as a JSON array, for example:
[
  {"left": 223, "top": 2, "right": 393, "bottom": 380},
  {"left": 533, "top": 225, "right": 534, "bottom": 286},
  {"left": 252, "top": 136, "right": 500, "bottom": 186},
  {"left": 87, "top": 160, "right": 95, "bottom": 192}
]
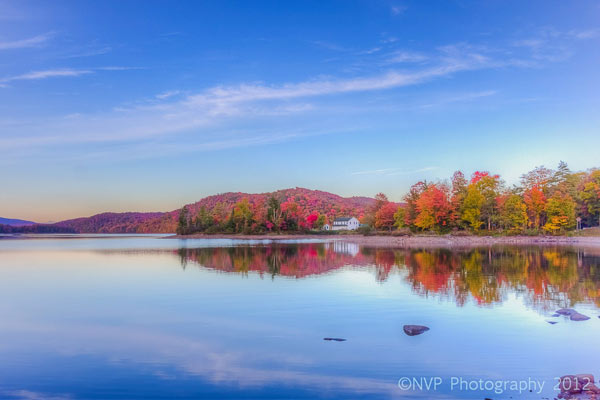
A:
[
  {"left": 523, "top": 185, "right": 546, "bottom": 229},
  {"left": 414, "top": 183, "right": 453, "bottom": 232}
]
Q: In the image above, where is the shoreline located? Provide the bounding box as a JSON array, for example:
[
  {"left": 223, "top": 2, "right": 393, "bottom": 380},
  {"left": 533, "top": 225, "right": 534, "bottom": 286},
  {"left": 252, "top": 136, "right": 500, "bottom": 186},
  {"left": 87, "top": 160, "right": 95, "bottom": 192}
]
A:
[{"left": 166, "top": 233, "right": 600, "bottom": 248}]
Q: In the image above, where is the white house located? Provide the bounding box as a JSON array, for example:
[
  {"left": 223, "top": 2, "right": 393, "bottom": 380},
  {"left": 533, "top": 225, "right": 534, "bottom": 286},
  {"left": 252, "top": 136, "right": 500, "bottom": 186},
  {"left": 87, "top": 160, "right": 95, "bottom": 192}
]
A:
[{"left": 331, "top": 217, "right": 360, "bottom": 231}]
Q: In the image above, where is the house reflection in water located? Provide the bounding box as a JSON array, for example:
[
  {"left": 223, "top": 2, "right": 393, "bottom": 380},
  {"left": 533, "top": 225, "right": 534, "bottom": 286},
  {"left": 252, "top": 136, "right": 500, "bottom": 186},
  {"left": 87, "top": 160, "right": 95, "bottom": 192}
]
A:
[{"left": 330, "top": 241, "right": 360, "bottom": 256}]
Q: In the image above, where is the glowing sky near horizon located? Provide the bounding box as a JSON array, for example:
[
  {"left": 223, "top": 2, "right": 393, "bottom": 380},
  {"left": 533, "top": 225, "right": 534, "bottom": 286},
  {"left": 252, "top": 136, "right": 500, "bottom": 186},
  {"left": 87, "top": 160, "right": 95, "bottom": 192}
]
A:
[{"left": 0, "top": 0, "right": 599, "bottom": 222}]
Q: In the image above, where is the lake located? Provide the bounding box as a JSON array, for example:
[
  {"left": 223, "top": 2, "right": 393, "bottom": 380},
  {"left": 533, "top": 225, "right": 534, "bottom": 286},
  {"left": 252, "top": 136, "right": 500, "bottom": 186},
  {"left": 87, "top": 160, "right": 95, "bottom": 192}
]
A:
[{"left": 0, "top": 235, "right": 599, "bottom": 399}]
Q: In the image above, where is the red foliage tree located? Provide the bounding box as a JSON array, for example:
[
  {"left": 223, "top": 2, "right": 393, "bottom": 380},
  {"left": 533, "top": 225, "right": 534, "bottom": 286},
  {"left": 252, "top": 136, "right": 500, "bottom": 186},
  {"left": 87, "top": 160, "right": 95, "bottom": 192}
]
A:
[
  {"left": 306, "top": 212, "right": 319, "bottom": 230},
  {"left": 470, "top": 171, "right": 500, "bottom": 185},
  {"left": 414, "top": 184, "right": 453, "bottom": 232},
  {"left": 375, "top": 202, "right": 399, "bottom": 231}
]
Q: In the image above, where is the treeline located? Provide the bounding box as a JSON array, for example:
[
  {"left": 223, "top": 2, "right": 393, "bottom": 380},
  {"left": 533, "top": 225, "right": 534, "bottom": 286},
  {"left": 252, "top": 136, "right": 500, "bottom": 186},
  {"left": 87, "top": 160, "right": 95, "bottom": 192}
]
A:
[
  {"left": 53, "top": 212, "right": 169, "bottom": 234},
  {"left": 176, "top": 196, "right": 330, "bottom": 235},
  {"left": 176, "top": 162, "right": 600, "bottom": 235},
  {"left": 176, "top": 187, "right": 371, "bottom": 235},
  {"left": 0, "top": 224, "right": 76, "bottom": 234},
  {"left": 387, "top": 162, "right": 599, "bottom": 234}
]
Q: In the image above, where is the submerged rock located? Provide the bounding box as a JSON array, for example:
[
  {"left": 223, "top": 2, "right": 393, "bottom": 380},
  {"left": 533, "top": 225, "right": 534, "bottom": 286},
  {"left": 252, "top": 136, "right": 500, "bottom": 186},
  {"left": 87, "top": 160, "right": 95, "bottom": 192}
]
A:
[
  {"left": 323, "top": 337, "right": 346, "bottom": 342},
  {"left": 403, "top": 325, "right": 430, "bottom": 336},
  {"left": 555, "top": 309, "right": 590, "bottom": 321},
  {"left": 570, "top": 312, "right": 590, "bottom": 321},
  {"left": 547, "top": 320, "right": 558, "bottom": 324},
  {"left": 556, "top": 308, "right": 577, "bottom": 316},
  {"left": 552, "top": 313, "right": 561, "bottom": 317}
]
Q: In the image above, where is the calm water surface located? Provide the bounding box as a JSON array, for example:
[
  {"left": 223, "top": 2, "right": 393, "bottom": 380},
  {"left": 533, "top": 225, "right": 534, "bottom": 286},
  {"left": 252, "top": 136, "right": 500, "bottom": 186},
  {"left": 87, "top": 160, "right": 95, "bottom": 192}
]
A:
[{"left": 1, "top": 235, "right": 599, "bottom": 399}]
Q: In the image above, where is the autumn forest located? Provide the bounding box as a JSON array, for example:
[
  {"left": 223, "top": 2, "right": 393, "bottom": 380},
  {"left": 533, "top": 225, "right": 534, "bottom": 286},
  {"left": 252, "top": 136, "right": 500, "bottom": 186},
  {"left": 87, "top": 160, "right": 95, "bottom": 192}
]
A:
[{"left": 176, "top": 162, "right": 600, "bottom": 236}]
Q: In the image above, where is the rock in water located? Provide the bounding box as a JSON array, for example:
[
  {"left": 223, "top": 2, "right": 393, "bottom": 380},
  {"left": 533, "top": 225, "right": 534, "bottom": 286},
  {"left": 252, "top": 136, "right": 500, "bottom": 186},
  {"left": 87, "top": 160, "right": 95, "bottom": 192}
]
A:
[
  {"left": 570, "top": 312, "right": 590, "bottom": 321},
  {"left": 556, "top": 308, "right": 577, "bottom": 316},
  {"left": 323, "top": 337, "right": 346, "bottom": 342},
  {"left": 555, "top": 308, "right": 590, "bottom": 321},
  {"left": 403, "top": 325, "right": 430, "bottom": 336},
  {"left": 547, "top": 321, "right": 558, "bottom": 325}
]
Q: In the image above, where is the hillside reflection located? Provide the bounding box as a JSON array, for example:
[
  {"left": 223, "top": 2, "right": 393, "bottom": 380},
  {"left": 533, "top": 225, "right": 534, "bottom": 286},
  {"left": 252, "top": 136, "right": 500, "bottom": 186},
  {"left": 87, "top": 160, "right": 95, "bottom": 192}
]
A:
[{"left": 178, "top": 243, "right": 600, "bottom": 309}]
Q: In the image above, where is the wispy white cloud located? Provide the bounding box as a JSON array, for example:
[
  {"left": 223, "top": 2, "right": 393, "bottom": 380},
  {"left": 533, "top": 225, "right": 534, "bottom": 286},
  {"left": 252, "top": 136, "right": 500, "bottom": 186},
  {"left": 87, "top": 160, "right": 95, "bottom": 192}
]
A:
[
  {"left": 352, "top": 168, "right": 399, "bottom": 176},
  {"left": 514, "top": 27, "right": 599, "bottom": 45},
  {"left": 310, "top": 40, "right": 350, "bottom": 52},
  {"left": 160, "top": 31, "right": 183, "bottom": 37},
  {"left": 156, "top": 90, "right": 181, "bottom": 99},
  {"left": 0, "top": 31, "right": 592, "bottom": 161},
  {"left": 0, "top": 67, "right": 138, "bottom": 86},
  {"left": 510, "top": 27, "right": 599, "bottom": 63},
  {"left": 385, "top": 50, "right": 428, "bottom": 64},
  {"left": 3, "top": 390, "right": 71, "bottom": 400},
  {"left": 96, "top": 66, "right": 142, "bottom": 71},
  {"left": 0, "top": 318, "right": 406, "bottom": 399},
  {"left": 512, "top": 39, "right": 545, "bottom": 49},
  {"left": 64, "top": 46, "right": 112, "bottom": 58},
  {"left": 182, "top": 50, "right": 489, "bottom": 107},
  {"left": 417, "top": 90, "right": 497, "bottom": 109},
  {"left": 55, "top": 126, "right": 344, "bottom": 163},
  {"left": 390, "top": 5, "right": 407, "bottom": 16},
  {"left": 357, "top": 47, "right": 382, "bottom": 55},
  {"left": 0, "top": 42, "right": 546, "bottom": 153},
  {"left": 568, "top": 29, "right": 599, "bottom": 39},
  {"left": 380, "top": 37, "right": 398, "bottom": 44},
  {"left": 0, "top": 69, "right": 93, "bottom": 84},
  {"left": 0, "top": 32, "right": 53, "bottom": 50}
]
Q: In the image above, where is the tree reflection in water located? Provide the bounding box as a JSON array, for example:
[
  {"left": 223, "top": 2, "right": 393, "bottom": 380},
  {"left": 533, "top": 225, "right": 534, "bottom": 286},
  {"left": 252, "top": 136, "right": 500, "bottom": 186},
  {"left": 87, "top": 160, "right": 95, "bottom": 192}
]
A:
[{"left": 178, "top": 243, "right": 600, "bottom": 310}]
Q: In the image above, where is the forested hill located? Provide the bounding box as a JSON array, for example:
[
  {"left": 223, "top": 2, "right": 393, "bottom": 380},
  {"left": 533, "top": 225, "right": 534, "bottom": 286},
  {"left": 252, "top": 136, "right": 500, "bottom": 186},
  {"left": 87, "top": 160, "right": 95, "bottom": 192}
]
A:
[
  {"left": 0, "top": 217, "right": 36, "bottom": 226},
  {"left": 185, "top": 188, "right": 373, "bottom": 220},
  {"left": 48, "top": 188, "right": 376, "bottom": 233},
  {"left": 52, "top": 212, "right": 168, "bottom": 233}
]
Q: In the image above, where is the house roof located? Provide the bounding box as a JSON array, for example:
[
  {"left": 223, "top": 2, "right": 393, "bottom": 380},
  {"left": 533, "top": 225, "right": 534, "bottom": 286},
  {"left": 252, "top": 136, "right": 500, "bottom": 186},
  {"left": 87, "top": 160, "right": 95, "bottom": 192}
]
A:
[{"left": 333, "top": 217, "right": 353, "bottom": 222}]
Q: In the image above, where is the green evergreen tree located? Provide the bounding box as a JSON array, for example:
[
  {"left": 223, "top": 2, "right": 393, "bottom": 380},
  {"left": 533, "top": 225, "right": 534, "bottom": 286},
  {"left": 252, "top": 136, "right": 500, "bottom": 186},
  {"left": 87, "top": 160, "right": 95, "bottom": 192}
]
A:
[
  {"left": 267, "top": 196, "right": 283, "bottom": 232},
  {"left": 176, "top": 206, "right": 189, "bottom": 235}
]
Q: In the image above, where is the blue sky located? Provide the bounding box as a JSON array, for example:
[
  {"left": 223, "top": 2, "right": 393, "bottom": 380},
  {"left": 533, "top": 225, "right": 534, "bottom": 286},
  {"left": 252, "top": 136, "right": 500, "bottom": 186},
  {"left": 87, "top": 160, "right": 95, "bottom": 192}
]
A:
[{"left": 1, "top": 0, "right": 599, "bottom": 222}]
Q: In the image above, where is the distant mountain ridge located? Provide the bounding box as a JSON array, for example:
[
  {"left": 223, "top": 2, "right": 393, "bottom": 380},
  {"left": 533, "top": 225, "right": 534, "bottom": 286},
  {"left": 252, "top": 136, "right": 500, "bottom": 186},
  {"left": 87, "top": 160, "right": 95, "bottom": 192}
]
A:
[
  {"left": 0, "top": 217, "right": 36, "bottom": 226},
  {"left": 47, "top": 188, "right": 376, "bottom": 233}
]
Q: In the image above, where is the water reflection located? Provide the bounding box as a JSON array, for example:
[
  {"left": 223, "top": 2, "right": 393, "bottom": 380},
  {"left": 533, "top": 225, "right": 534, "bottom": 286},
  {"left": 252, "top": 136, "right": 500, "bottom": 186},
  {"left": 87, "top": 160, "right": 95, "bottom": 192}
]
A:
[
  {"left": 2, "top": 238, "right": 600, "bottom": 399},
  {"left": 178, "top": 243, "right": 600, "bottom": 310}
]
